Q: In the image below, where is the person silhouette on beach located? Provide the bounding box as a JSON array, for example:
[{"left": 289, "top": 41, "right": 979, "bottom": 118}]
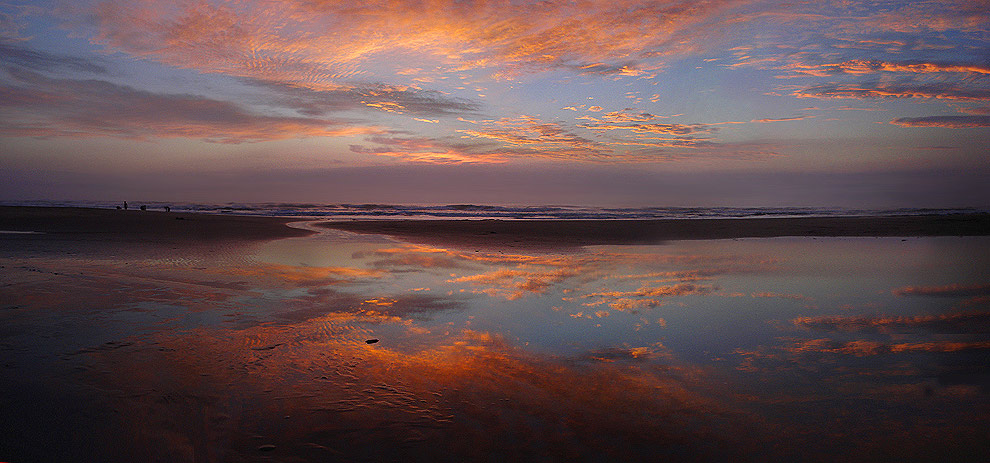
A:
[{"left": 123, "top": 201, "right": 128, "bottom": 210}]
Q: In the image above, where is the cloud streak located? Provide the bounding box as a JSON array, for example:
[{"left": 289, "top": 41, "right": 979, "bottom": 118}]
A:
[
  {"left": 0, "top": 42, "right": 107, "bottom": 74},
  {"left": 892, "top": 283, "right": 990, "bottom": 297},
  {"left": 890, "top": 116, "right": 990, "bottom": 128},
  {"left": 252, "top": 80, "right": 481, "bottom": 117},
  {"left": 0, "top": 68, "right": 381, "bottom": 143},
  {"left": 796, "top": 82, "right": 990, "bottom": 101}
]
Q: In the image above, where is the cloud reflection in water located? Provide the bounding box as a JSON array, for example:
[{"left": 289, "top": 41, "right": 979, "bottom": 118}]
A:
[{"left": 1, "top": 234, "right": 988, "bottom": 461}]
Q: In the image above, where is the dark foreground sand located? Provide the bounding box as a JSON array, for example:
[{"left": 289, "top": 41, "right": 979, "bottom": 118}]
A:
[
  {"left": 3, "top": 207, "right": 988, "bottom": 251},
  {"left": 0, "top": 206, "right": 313, "bottom": 245},
  {"left": 320, "top": 214, "right": 990, "bottom": 249}
]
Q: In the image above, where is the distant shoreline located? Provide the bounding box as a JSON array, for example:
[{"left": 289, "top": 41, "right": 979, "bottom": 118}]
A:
[
  {"left": 319, "top": 214, "right": 990, "bottom": 249},
  {"left": 0, "top": 206, "right": 314, "bottom": 245}
]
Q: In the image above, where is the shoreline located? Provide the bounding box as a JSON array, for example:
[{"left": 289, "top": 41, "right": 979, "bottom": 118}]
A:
[
  {"left": 318, "top": 214, "right": 990, "bottom": 249},
  {"left": 0, "top": 206, "right": 314, "bottom": 245},
  {"left": 2, "top": 206, "right": 988, "bottom": 251}
]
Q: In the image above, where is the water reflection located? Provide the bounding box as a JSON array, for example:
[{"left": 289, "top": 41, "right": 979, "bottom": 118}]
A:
[{"left": 1, "top": 230, "right": 988, "bottom": 461}]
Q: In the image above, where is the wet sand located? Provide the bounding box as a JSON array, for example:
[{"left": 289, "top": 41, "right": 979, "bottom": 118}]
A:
[
  {"left": 319, "top": 214, "right": 990, "bottom": 249},
  {"left": 2, "top": 206, "right": 988, "bottom": 462}
]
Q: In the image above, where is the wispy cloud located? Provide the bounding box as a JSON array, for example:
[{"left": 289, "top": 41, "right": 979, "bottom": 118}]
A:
[
  {"left": 959, "top": 106, "right": 990, "bottom": 115},
  {"left": 890, "top": 115, "right": 990, "bottom": 128},
  {"left": 779, "top": 338, "right": 990, "bottom": 357},
  {"left": 249, "top": 79, "right": 481, "bottom": 117},
  {"left": 892, "top": 283, "right": 990, "bottom": 297},
  {"left": 0, "top": 68, "right": 381, "bottom": 143},
  {"left": 750, "top": 116, "right": 815, "bottom": 123},
  {"left": 784, "top": 59, "right": 990, "bottom": 77},
  {"left": 796, "top": 82, "right": 990, "bottom": 101},
  {"left": 349, "top": 137, "right": 501, "bottom": 164},
  {"left": 583, "top": 283, "right": 715, "bottom": 311},
  {"left": 793, "top": 311, "right": 990, "bottom": 334},
  {"left": 0, "top": 42, "right": 107, "bottom": 74},
  {"left": 61, "top": 0, "right": 749, "bottom": 86}
]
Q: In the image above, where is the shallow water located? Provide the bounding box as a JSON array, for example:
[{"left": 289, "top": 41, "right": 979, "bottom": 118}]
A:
[{"left": 2, "top": 227, "right": 988, "bottom": 462}]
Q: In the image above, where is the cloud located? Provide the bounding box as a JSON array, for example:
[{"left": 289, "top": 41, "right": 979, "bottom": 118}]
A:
[
  {"left": 960, "top": 106, "right": 990, "bottom": 115},
  {"left": 892, "top": 283, "right": 990, "bottom": 297},
  {"left": 220, "top": 263, "right": 383, "bottom": 287},
  {"left": 786, "top": 59, "right": 990, "bottom": 77},
  {"left": 0, "top": 3, "right": 42, "bottom": 41},
  {"left": 750, "top": 116, "right": 814, "bottom": 123},
  {"left": 793, "top": 311, "right": 990, "bottom": 334},
  {"left": 459, "top": 115, "right": 598, "bottom": 147},
  {"left": 581, "top": 121, "right": 715, "bottom": 136},
  {"left": 890, "top": 115, "right": 990, "bottom": 128},
  {"left": 349, "top": 136, "right": 516, "bottom": 164},
  {"left": 751, "top": 292, "right": 810, "bottom": 301},
  {"left": 60, "top": 0, "right": 751, "bottom": 86},
  {"left": 0, "top": 68, "right": 381, "bottom": 143},
  {"left": 0, "top": 42, "right": 107, "bottom": 74},
  {"left": 583, "top": 283, "right": 716, "bottom": 311},
  {"left": 795, "top": 82, "right": 990, "bottom": 100},
  {"left": 780, "top": 338, "right": 990, "bottom": 357},
  {"left": 349, "top": 116, "right": 725, "bottom": 164},
  {"left": 599, "top": 111, "right": 667, "bottom": 123},
  {"left": 579, "top": 345, "right": 668, "bottom": 362},
  {"left": 450, "top": 267, "right": 580, "bottom": 300},
  {"left": 349, "top": 128, "right": 776, "bottom": 164},
  {"left": 252, "top": 79, "right": 481, "bottom": 117}
]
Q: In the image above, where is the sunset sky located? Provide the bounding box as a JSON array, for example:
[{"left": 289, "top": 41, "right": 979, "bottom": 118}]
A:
[{"left": 1, "top": 0, "right": 988, "bottom": 206}]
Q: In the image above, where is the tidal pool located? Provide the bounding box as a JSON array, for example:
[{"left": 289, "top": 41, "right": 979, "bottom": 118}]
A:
[{"left": 2, "top": 226, "right": 988, "bottom": 462}]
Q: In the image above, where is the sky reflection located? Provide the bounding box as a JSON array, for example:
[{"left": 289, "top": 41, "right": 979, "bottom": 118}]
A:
[{"left": 1, "top": 230, "right": 988, "bottom": 461}]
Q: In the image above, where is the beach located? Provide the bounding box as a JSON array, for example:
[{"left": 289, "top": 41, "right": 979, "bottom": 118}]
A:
[
  {"left": 2, "top": 206, "right": 989, "bottom": 462},
  {"left": 0, "top": 206, "right": 314, "bottom": 242},
  {"left": 3, "top": 207, "right": 987, "bottom": 249},
  {"left": 319, "top": 213, "right": 990, "bottom": 249}
]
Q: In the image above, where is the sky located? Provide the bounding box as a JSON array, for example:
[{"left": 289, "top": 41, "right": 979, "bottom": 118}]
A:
[{"left": 1, "top": 0, "right": 988, "bottom": 207}]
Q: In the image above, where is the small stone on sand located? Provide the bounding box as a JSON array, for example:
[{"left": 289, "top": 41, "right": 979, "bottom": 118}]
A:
[{"left": 366, "top": 339, "right": 379, "bottom": 344}]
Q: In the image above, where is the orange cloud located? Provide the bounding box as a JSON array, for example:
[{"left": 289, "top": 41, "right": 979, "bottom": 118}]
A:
[
  {"left": 792, "top": 311, "right": 990, "bottom": 334},
  {"left": 583, "top": 283, "right": 715, "bottom": 311},
  {"left": 349, "top": 114, "right": 763, "bottom": 163},
  {"left": 783, "top": 59, "right": 990, "bottom": 77},
  {"left": 750, "top": 116, "right": 814, "bottom": 123},
  {"left": 64, "top": 0, "right": 748, "bottom": 87},
  {"left": 890, "top": 116, "right": 990, "bottom": 128},
  {"left": 795, "top": 83, "right": 990, "bottom": 101},
  {"left": 892, "top": 283, "right": 990, "bottom": 297},
  {"left": 959, "top": 106, "right": 990, "bottom": 115},
  {"left": 781, "top": 338, "right": 990, "bottom": 357},
  {"left": 220, "top": 263, "right": 383, "bottom": 286},
  {"left": 450, "top": 267, "right": 579, "bottom": 300}
]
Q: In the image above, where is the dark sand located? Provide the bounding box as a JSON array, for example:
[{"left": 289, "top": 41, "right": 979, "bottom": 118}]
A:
[
  {"left": 319, "top": 214, "right": 990, "bottom": 249},
  {"left": 3, "top": 207, "right": 987, "bottom": 251},
  {"left": 0, "top": 206, "right": 313, "bottom": 243}
]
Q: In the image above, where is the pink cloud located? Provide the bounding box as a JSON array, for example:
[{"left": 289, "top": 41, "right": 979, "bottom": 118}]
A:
[
  {"left": 892, "top": 283, "right": 990, "bottom": 297},
  {"left": 62, "top": 0, "right": 749, "bottom": 87},
  {"left": 890, "top": 116, "right": 990, "bottom": 128},
  {"left": 796, "top": 83, "right": 990, "bottom": 101}
]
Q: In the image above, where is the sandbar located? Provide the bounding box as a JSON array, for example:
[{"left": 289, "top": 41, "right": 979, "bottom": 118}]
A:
[
  {"left": 319, "top": 214, "right": 990, "bottom": 249},
  {"left": 0, "top": 206, "right": 313, "bottom": 251}
]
